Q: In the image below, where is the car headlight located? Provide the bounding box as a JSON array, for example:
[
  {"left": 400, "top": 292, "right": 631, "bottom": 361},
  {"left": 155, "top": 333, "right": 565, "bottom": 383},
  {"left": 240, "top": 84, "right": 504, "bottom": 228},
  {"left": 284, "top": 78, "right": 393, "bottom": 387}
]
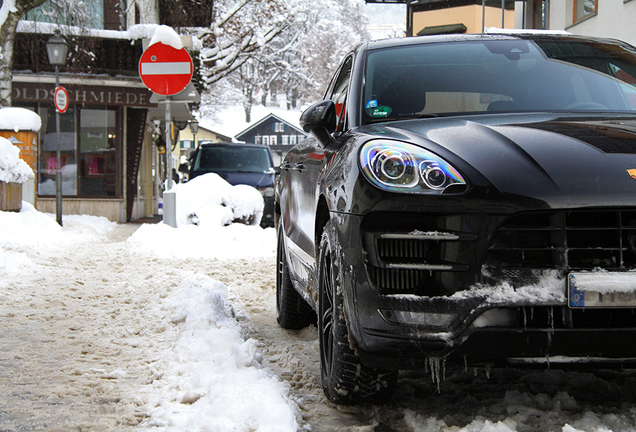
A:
[{"left": 359, "top": 140, "right": 466, "bottom": 194}]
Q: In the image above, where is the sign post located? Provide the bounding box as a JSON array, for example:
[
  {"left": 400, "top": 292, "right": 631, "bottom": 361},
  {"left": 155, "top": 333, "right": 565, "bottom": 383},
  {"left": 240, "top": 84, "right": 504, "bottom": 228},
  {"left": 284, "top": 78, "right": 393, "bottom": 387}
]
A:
[{"left": 139, "top": 41, "right": 193, "bottom": 227}]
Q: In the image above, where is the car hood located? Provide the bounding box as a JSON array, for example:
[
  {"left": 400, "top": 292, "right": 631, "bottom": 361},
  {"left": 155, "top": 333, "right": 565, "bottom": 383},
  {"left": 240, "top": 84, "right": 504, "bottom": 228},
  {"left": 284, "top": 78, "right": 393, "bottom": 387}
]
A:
[
  {"left": 214, "top": 171, "right": 274, "bottom": 188},
  {"left": 377, "top": 114, "right": 636, "bottom": 207}
]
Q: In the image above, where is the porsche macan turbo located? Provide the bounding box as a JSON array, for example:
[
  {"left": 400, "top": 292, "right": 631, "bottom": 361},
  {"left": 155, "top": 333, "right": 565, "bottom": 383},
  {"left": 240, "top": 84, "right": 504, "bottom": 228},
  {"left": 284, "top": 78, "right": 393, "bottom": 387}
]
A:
[{"left": 275, "top": 33, "right": 636, "bottom": 404}]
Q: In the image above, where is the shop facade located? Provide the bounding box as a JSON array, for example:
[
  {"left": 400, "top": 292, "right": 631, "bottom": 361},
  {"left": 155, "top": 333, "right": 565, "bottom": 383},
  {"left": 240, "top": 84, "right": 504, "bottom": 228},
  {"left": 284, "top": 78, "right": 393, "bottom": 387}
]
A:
[{"left": 12, "top": 78, "right": 158, "bottom": 222}]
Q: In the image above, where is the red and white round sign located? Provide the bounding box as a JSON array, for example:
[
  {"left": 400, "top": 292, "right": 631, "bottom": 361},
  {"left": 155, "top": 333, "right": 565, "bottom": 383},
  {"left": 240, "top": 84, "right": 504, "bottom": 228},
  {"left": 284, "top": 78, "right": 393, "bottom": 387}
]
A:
[
  {"left": 138, "top": 43, "right": 193, "bottom": 96},
  {"left": 54, "top": 86, "right": 69, "bottom": 113}
]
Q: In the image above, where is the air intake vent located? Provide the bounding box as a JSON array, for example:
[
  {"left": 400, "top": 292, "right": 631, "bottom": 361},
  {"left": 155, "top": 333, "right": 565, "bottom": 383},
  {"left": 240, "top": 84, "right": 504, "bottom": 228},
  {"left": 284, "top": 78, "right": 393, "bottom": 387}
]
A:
[{"left": 363, "top": 230, "right": 474, "bottom": 295}]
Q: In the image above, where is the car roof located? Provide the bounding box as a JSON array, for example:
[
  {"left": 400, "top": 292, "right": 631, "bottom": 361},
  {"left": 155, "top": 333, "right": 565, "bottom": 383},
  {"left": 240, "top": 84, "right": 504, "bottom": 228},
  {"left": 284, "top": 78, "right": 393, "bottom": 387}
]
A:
[
  {"left": 360, "top": 32, "right": 635, "bottom": 52},
  {"left": 198, "top": 142, "right": 268, "bottom": 150}
]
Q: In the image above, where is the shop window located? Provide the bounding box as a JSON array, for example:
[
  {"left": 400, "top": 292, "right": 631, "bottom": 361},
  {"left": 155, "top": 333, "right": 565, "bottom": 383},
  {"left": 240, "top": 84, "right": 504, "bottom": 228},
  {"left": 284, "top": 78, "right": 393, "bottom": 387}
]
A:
[
  {"left": 79, "top": 106, "right": 119, "bottom": 197},
  {"left": 574, "top": 0, "right": 596, "bottom": 22},
  {"left": 39, "top": 106, "right": 78, "bottom": 196},
  {"left": 38, "top": 104, "right": 121, "bottom": 198}
]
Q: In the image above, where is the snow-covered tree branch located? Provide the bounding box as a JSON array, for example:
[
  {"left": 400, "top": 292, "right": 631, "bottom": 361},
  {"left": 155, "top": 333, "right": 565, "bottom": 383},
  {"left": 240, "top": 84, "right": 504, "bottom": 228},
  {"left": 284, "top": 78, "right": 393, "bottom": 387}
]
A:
[{"left": 0, "top": 0, "right": 48, "bottom": 106}]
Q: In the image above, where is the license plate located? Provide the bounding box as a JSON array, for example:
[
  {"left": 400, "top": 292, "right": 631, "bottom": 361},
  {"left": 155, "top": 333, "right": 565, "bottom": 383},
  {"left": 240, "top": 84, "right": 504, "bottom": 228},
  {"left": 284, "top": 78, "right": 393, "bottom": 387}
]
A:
[{"left": 569, "top": 272, "right": 636, "bottom": 308}]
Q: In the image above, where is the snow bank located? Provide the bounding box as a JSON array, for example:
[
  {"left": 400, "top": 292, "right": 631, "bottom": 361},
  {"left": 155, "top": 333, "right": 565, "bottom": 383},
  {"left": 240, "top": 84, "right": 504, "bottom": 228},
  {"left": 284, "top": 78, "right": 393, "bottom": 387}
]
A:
[
  {"left": 0, "top": 137, "right": 34, "bottom": 184},
  {"left": 0, "top": 200, "right": 294, "bottom": 431},
  {"left": 143, "top": 273, "right": 298, "bottom": 430},
  {"left": 127, "top": 173, "right": 273, "bottom": 260},
  {"left": 127, "top": 222, "right": 275, "bottom": 260}
]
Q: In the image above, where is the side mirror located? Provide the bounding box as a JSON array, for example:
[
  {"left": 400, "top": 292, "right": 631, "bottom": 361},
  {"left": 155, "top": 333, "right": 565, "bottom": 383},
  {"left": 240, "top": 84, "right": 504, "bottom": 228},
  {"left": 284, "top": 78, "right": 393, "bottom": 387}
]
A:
[
  {"left": 178, "top": 163, "right": 189, "bottom": 173},
  {"left": 299, "top": 100, "right": 337, "bottom": 146}
]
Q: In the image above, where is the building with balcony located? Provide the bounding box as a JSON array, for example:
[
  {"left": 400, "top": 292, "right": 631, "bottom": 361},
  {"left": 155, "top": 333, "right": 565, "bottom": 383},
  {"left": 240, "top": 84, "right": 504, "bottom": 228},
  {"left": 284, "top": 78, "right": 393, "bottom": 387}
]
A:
[{"left": 12, "top": 0, "right": 210, "bottom": 222}]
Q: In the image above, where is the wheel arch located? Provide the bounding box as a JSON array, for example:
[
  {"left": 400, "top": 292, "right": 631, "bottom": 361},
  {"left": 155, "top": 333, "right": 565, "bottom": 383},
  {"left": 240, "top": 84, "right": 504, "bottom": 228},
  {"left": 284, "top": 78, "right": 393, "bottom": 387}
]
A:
[{"left": 315, "top": 194, "right": 331, "bottom": 258}]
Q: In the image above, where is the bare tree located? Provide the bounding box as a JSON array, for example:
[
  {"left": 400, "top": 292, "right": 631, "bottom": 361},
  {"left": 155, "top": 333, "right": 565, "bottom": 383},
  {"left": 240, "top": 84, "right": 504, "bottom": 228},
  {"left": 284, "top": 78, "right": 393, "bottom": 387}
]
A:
[
  {"left": 199, "top": 0, "right": 294, "bottom": 86},
  {"left": 0, "top": 0, "right": 48, "bottom": 106},
  {"left": 217, "top": 0, "right": 370, "bottom": 122}
]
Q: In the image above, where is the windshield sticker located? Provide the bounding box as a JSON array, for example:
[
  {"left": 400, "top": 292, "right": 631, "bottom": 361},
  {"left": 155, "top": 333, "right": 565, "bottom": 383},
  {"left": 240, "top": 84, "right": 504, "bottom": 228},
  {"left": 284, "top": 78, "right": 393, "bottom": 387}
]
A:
[
  {"left": 368, "top": 106, "right": 392, "bottom": 117},
  {"left": 365, "top": 99, "right": 378, "bottom": 109}
]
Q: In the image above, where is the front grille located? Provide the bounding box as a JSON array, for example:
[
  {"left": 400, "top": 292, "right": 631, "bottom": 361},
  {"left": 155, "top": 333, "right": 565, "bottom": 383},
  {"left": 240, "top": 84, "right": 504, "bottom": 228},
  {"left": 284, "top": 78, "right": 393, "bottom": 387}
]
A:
[{"left": 486, "top": 210, "right": 636, "bottom": 283}]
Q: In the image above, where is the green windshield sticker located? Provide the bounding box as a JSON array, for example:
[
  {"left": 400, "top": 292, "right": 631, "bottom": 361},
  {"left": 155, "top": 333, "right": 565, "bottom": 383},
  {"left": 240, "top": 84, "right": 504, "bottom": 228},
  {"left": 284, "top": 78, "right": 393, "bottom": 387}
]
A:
[{"left": 369, "top": 106, "right": 392, "bottom": 117}]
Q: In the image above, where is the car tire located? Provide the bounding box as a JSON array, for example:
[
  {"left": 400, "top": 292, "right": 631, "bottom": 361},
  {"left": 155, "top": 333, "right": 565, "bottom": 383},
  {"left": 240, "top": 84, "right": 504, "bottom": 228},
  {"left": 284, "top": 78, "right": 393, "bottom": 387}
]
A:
[
  {"left": 318, "top": 220, "right": 398, "bottom": 405},
  {"left": 276, "top": 225, "right": 316, "bottom": 329}
]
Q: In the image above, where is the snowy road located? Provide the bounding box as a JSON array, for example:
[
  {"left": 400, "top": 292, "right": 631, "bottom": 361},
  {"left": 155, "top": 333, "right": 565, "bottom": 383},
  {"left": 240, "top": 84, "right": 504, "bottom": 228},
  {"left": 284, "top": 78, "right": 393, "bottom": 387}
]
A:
[{"left": 3, "top": 214, "right": 636, "bottom": 431}]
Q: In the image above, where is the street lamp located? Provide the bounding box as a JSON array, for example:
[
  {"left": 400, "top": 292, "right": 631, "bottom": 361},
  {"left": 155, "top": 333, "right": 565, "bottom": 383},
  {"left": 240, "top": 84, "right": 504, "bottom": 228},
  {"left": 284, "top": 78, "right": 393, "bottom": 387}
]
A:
[
  {"left": 189, "top": 119, "right": 199, "bottom": 152},
  {"left": 46, "top": 30, "right": 68, "bottom": 226}
]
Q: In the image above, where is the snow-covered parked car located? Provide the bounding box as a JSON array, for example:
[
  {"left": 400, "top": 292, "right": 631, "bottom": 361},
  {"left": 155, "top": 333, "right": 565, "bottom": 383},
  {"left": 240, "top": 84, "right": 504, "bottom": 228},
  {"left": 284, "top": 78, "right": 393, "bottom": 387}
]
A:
[
  {"left": 187, "top": 142, "right": 276, "bottom": 227},
  {"left": 276, "top": 33, "right": 636, "bottom": 404}
]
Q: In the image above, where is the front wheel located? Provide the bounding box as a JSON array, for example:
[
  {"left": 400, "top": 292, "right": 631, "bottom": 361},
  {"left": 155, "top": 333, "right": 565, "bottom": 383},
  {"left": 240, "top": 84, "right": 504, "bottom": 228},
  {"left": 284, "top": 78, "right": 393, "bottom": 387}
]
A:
[{"left": 318, "top": 221, "right": 398, "bottom": 405}]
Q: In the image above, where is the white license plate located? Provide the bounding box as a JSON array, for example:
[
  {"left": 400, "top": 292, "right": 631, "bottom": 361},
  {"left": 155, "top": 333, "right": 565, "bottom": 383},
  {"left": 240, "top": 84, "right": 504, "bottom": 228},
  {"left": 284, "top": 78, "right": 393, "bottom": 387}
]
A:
[{"left": 569, "top": 272, "right": 636, "bottom": 308}]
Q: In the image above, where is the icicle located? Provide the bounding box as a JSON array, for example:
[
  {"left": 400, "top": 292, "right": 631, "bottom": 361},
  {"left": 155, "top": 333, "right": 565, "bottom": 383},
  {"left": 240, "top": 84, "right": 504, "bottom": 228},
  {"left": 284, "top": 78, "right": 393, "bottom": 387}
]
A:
[
  {"left": 464, "top": 355, "right": 468, "bottom": 373},
  {"left": 428, "top": 357, "right": 445, "bottom": 393},
  {"left": 485, "top": 363, "right": 492, "bottom": 380},
  {"left": 522, "top": 307, "right": 527, "bottom": 329},
  {"left": 547, "top": 307, "right": 554, "bottom": 348}
]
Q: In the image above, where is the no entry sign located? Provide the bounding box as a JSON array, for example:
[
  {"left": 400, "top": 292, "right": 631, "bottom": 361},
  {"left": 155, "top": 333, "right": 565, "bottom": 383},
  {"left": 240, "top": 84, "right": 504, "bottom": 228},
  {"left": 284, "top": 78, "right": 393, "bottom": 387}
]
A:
[{"left": 139, "top": 42, "right": 193, "bottom": 96}]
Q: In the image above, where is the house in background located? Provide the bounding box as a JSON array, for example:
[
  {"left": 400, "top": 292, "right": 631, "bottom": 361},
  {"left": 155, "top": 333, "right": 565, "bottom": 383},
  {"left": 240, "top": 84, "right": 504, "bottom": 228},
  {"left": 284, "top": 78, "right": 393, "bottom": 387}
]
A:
[
  {"left": 366, "top": 0, "right": 634, "bottom": 44},
  {"left": 545, "top": 0, "right": 636, "bottom": 46},
  {"left": 234, "top": 113, "right": 307, "bottom": 166},
  {"left": 178, "top": 125, "right": 231, "bottom": 162}
]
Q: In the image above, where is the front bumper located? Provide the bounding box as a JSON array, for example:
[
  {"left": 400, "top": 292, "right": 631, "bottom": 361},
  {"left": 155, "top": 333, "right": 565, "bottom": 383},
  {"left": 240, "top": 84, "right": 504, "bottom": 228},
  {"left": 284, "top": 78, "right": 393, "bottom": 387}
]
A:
[{"left": 334, "top": 210, "right": 636, "bottom": 369}]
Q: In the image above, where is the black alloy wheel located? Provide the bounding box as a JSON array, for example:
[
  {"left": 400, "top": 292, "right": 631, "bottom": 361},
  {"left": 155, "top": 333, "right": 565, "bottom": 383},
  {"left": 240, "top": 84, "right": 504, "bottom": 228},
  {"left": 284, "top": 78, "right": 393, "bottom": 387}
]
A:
[{"left": 318, "top": 220, "right": 398, "bottom": 405}]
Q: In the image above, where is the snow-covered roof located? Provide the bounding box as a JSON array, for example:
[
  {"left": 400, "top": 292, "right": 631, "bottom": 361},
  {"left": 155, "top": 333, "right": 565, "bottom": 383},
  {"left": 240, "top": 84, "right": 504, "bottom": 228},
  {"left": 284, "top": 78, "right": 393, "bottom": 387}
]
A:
[{"left": 234, "top": 113, "right": 306, "bottom": 141}]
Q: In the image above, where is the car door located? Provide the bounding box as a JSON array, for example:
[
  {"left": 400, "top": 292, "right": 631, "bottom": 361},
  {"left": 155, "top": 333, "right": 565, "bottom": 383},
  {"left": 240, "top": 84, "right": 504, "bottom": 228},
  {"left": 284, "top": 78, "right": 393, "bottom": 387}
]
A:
[{"left": 281, "top": 56, "right": 354, "bottom": 284}]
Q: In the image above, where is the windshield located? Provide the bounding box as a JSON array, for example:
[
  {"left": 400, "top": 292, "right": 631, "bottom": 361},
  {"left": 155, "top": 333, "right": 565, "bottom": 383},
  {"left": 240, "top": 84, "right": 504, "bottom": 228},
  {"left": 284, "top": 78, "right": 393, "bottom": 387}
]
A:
[
  {"left": 363, "top": 38, "right": 636, "bottom": 124},
  {"left": 193, "top": 146, "right": 272, "bottom": 173}
]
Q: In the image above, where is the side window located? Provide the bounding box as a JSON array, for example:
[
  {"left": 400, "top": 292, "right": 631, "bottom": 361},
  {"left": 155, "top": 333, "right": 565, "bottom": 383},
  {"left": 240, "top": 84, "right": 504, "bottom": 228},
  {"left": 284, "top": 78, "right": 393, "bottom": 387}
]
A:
[{"left": 329, "top": 56, "right": 353, "bottom": 132}]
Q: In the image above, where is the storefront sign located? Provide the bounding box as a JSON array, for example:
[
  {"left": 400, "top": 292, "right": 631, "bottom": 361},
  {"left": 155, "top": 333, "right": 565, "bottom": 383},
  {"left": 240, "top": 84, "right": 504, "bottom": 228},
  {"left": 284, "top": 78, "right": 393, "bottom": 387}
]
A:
[{"left": 12, "top": 82, "right": 156, "bottom": 108}]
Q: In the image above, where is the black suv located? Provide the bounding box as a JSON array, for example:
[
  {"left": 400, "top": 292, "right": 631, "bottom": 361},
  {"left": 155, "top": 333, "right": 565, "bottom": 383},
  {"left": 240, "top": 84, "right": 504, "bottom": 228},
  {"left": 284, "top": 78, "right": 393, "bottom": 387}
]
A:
[{"left": 276, "top": 33, "right": 636, "bottom": 404}]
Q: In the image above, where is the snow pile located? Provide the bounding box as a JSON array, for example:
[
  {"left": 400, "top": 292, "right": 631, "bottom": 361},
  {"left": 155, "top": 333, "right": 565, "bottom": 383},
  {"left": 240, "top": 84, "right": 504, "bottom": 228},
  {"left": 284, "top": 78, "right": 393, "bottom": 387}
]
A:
[
  {"left": 0, "top": 107, "right": 42, "bottom": 132},
  {"left": 0, "top": 201, "right": 115, "bottom": 247},
  {"left": 127, "top": 173, "right": 273, "bottom": 260},
  {"left": 0, "top": 137, "right": 34, "bottom": 184},
  {"left": 128, "top": 221, "right": 275, "bottom": 260},
  {"left": 174, "top": 173, "right": 264, "bottom": 227},
  {"left": 148, "top": 24, "right": 183, "bottom": 50},
  {"left": 143, "top": 273, "right": 298, "bottom": 430}
]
